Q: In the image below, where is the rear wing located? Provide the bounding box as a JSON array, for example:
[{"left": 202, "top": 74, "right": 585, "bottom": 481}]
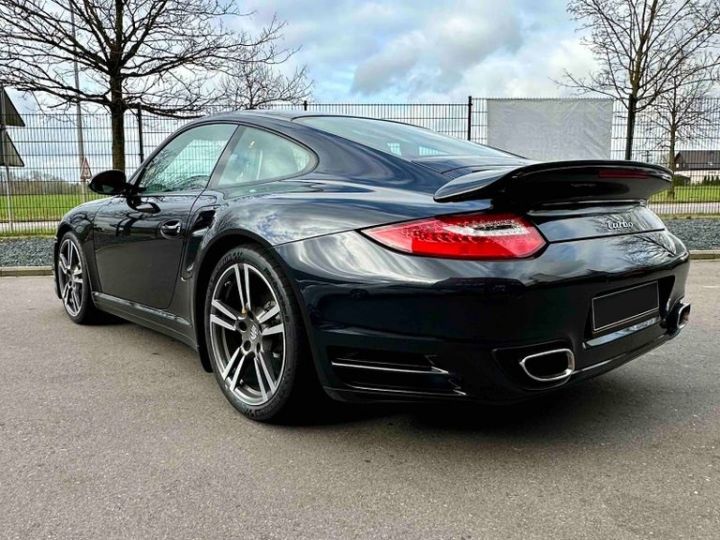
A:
[{"left": 433, "top": 160, "right": 672, "bottom": 205}]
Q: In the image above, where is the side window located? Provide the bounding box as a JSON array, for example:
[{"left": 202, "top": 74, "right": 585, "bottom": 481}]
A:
[
  {"left": 139, "top": 124, "right": 236, "bottom": 193},
  {"left": 215, "top": 127, "right": 313, "bottom": 187}
]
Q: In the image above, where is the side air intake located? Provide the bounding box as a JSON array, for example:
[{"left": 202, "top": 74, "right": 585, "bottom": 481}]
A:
[{"left": 328, "top": 347, "right": 464, "bottom": 396}]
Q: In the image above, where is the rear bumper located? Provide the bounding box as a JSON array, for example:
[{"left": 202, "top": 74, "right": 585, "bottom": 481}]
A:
[
  {"left": 274, "top": 229, "right": 690, "bottom": 403},
  {"left": 324, "top": 327, "right": 681, "bottom": 404}
]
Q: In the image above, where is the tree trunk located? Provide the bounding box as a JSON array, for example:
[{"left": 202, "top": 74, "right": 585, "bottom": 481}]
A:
[
  {"left": 110, "top": 104, "right": 125, "bottom": 171},
  {"left": 667, "top": 122, "right": 677, "bottom": 199},
  {"left": 109, "top": 76, "right": 126, "bottom": 172},
  {"left": 624, "top": 93, "right": 637, "bottom": 160}
]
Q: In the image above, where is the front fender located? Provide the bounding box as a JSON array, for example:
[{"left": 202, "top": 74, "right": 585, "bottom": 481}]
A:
[{"left": 54, "top": 198, "right": 111, "bottom": 297}]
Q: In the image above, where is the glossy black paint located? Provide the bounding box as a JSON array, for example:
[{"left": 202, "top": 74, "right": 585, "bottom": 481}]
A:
[
  {"left": 55, "top": 111, "right": 690, "bottom": 404},
  {"left": 274, "top": 229, "right": 687, "bottom": 399},
  {"left": 93, "top": 192, "right": 202, "bottom": 308},
  {"left": 433, "top": 160, "right": 672, "bottom": 202}
]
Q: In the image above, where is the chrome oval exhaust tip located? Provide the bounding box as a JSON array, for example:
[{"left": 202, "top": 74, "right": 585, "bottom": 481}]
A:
[
  {"left": 677, "top": 303, "right": 691, "bottom": 330},
  {"left": 672, "top": 302, "right": 691, "bottom": 332},
  {"left": 519, "top": 348, "right": 575, "bottom": 384}
]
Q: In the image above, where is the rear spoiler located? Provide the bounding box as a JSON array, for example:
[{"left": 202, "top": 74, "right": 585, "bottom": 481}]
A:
[{"left": 433, "top": 160, "right": 672, "bottom": 205}]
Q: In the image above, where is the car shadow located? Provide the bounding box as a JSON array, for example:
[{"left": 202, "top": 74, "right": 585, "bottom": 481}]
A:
[
  {"left": 64, "top": 309, "right": 704, "bottom": 447},
  {"left": 287, "top": 379, "right": 597, "bottom": 430},
  {"left": 291, "top": 366, "right": 702, "bottom": 447}
]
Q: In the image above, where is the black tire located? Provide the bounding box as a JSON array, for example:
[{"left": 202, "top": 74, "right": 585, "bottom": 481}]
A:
[
  {"left": 204, "top": 245, "right": 318, "bottom": 423},
  {"left": 56, "top": 231, "right": 106, "bottom": 324}
]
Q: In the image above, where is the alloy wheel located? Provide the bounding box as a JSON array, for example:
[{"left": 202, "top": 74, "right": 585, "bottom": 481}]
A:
[
  {"left": 209, "top": 262, "right": 286, "bottom": 406},
  {"left": 57, "top": 238, "right": 84, "bottom": 317}
]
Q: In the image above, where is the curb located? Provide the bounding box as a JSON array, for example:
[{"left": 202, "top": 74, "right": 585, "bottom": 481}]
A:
[
  {"left": 689, "top": 250, "right": 720, "bottom": 260},
  {"left": 0, "top": 266, "right": 53, "bottom": 277}
]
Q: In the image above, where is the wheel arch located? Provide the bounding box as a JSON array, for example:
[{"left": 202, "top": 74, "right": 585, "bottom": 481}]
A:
[
  {"left": 192, "top": 229, "right": 317, "bottom": 375},
  {"left": 55, "top": 215, "right": 100, "bottom": 294},
  {"left": 53, "top": 223, "right": 74, "bottom": 297}
]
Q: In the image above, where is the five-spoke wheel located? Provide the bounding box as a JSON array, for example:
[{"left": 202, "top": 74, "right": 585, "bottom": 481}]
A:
[
  {"left": 205, "top": 246, "right": 313, "bottom": 422},
  {"left": 209, "top": 261, "right": 286, "bottom": 406},
  {"left": 56, "top": 232, "right": 107, "bottom": 324},
  {"left": 58, "top": 237, "right": 84, "bottom": 317}
]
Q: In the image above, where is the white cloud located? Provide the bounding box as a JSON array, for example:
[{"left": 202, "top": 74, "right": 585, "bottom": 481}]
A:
[
  {"left": 349, "top": 2, "right": 526, "bottom": 96},
  {"left": 456, "top": 35, "right": 597, "bottom": 98},
  {"left": 352, "top": 31, "right": 427, "bottom": 94},
  {"left": 240, "top": 0, "right": 594, "bottom": 101}
]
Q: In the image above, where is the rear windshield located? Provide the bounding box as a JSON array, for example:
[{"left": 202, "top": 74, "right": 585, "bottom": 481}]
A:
[{"left": 296, "top": 116, "right": 511, "bottom": 160}]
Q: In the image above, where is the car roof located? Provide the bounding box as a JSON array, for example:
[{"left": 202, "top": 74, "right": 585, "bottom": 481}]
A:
[
  {"left": 197, "top": 109, "right": 421, "bottom": 128},
  {"left": 199, "top": 110, "right": 321, "bottom": 122},
  {"left": 209, "top": 109, "right": 303, "bottom": 120}
]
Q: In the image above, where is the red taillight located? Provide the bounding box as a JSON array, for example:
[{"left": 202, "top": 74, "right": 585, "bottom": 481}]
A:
[{"left": 362, "top": 212, "right": 546, "bottom": 259}]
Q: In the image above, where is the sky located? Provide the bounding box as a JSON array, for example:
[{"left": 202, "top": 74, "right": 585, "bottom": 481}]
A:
[
  {"left": 3, "top": 0, "right": 603, "bottom": 182},
  {"left": 238, "top": 0, "right": 597, "bottom": 102},
  {"left": 5, "top": 0, "right": 596, "bottom": 110}
]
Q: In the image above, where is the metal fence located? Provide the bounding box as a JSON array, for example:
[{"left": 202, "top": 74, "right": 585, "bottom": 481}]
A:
[{"left": 2, "top": 97, "right": 720, "bottom": 235}]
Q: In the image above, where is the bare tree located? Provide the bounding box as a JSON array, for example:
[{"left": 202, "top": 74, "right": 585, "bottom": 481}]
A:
[
  {"left": 0, "top": 0, "right": 298, "bottom": 171},
  {"left": 647, "top": 59, "right": 717, "bottom": 196},
  {"left": 219, "top": 63, "right": 312, "bottom": 110},
  {"left": 564, "top": 0, "right": 720, "bottom": 159}
]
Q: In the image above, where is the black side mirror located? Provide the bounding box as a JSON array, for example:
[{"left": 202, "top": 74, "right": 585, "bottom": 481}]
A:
[{"left": 89, "top": 169, "right": 130, "bottom": 195}]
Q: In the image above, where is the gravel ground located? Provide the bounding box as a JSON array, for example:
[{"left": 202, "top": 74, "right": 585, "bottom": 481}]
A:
[
  {"left": 663, "top": 219, "right": 720, "bottom": 250},
  {"left": 0, "top": 237, "right": 54, "bottom": 266},
  {"left": 0, "top": 218, "right": 718, "bottom": 267}
]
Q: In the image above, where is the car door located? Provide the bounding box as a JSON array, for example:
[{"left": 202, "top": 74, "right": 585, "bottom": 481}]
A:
[{"left": 93, "top": 123, "right": 237, "bottom": 309}]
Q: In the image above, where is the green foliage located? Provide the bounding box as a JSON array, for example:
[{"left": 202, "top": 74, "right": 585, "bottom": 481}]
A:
[
  {"left": 701, "top": 175, "right": 720, "bottom": 186},
  {"left": 672, "top": 174, "right": 692, "bottom": 186},
  {"left": 0, "top": 193, "right": 103, "bottom": 222},
  {"left": 650, "top": 185, "right": 720, "bottom": 202},
  {"left": 2, "top": 170, "right": 84, "bottom": 196}
]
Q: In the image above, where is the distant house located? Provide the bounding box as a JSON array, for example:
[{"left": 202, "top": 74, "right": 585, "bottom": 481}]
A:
[{"left": 675, "top": 150, "right": 720, "bottom": 183}]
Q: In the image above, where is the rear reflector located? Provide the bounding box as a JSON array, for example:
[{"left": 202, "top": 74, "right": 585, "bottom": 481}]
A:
[
  {"left": 597, "top": 168, "right": 649, "bottom": 179},
  {"left": 362, "top": 212, "right": 546, "bottom": 259}
]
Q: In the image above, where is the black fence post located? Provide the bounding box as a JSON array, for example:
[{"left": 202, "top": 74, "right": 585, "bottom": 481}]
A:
[
  {"left": 0, "top": 85, "right": 14, "bottom": 233},
  {"left": 136, "top": 106, "right": 145, "bottom": 164},
  {"left": 467, "top": 96, "right": 473, "bottom": 141},
  {"left": 303, "top": 100, "right": 308, "bottom": 111}
]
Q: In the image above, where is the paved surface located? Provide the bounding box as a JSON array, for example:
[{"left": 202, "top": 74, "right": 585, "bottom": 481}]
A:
[{"left": 0, "top": 265, "right": 719, "bottom": 539}]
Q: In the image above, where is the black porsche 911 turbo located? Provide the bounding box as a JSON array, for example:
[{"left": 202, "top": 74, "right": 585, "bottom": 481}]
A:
[{"left": 55, "top": 111, "right": 690, "bottom": 422}]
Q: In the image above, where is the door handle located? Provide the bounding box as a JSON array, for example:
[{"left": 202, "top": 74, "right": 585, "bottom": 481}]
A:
[
  {"left": 133, "top": 201, "right": 159, "bottom": 213},
  {"left": 127, "top": 196, "right": 159, "bottom": 213},
  {"left": 160, "top": 220, "right": 182, "bottom": 239}
]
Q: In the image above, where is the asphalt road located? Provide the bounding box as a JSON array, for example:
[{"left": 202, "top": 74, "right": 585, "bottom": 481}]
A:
[{"left": 1, "top": 264, "right": 719, "bottom": 540}]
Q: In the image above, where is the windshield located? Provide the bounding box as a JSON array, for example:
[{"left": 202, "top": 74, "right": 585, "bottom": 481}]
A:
[{"left": 296, "top": 116, "right": 511, "bottom": 160}]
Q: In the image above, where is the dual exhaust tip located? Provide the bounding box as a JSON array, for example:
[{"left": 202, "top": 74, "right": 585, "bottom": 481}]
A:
[{"left": 519, "top": 301, "right": 691, "bottom": 385}]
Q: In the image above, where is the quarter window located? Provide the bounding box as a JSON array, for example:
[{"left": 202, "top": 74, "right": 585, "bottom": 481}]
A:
[
  {"left": 139, "top": 124, "right": 236, "bottom": 193},
  {"left": 215, "top": 127, "right": 312, "bottom": 187}
]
